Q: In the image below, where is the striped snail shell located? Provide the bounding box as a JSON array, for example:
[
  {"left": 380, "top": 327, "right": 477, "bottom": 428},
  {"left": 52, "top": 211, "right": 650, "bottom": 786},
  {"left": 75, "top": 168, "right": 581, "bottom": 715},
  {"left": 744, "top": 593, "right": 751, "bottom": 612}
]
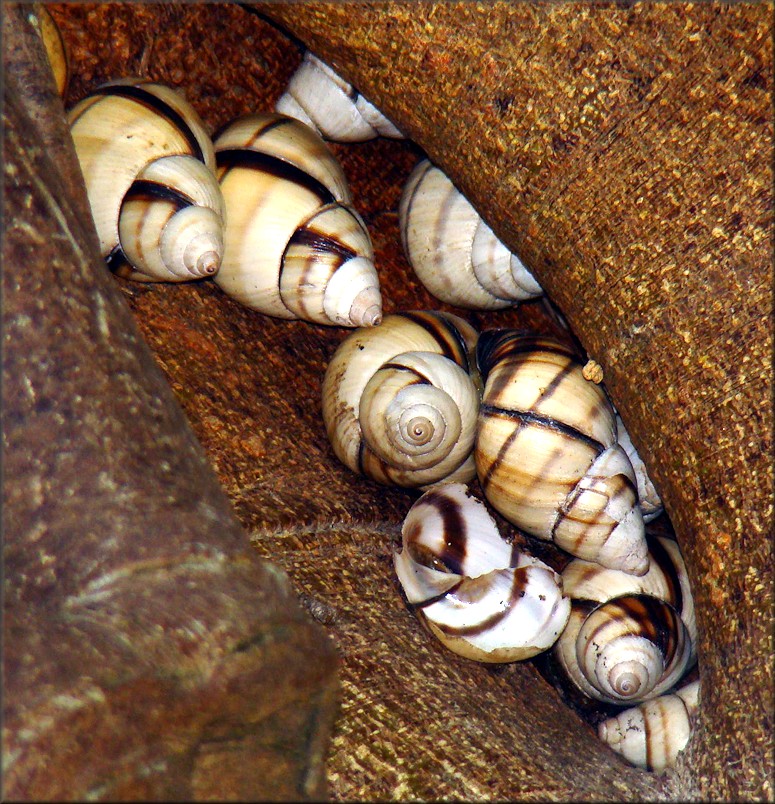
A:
[
  {"left": 275, "top": 51, "right": 403, "bottom": 142},
  {"left": 213, "top": 113, "right": 381, "bottom": 327},
  {"left": 67, "top": 78, "right": 225, "bottom": 283},
  {"left": 553, "top": 593, "right": 693, "bottom": 705},
  {"left": 554, "top": 534, "right": 697, "bottom": 701},
  {"left": 394, "top": 483, "right": 571, "bottom": 662},
  {"left": 399, "top": 160, "right": 543, "bottom": 310},
  {"left": 616, "top": 414, "right": 664, "bottom": 522},
  {"left": 35, "top": 4, "right": 69, "bottom": 97},
  {"left": 598, "top": 678, "right": 700, "bottom": 772},
  {"left": 322, "top": 311, "right": 480, "bottom": 487},
  {"left": 474, "top": 330, "right": 648, "bottom": 575}
]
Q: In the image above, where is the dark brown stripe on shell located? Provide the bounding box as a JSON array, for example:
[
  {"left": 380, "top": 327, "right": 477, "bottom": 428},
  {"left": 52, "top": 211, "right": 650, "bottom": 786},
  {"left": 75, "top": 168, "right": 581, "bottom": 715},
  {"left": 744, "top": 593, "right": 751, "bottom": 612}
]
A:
[
  {"left": 215, "top": 148, "right": 336, "bottom": 205},
  {"left": 647, "top": 535, "right": 683, "bottom": 614},
  {"left": 92, "top": 83, "right": 205, "bottom": 163},
  {"left": 377, "top": 364, "right": 433, "bottom": 384},
  {"left": 476, "top": 329, "right": 578, "bottom": 382},
  {"left": 432, "top": 568, "right": 531, "bottom": 637},
  {"left": 286, "top": 221, "right": 358, "bottom": 262},
  {"left": 589, "top": 595, "right": 681, "bottom": 663},
  {"left": 415, "top": 489, "right": 469, "bottom": 575},
  {"left": 398, "top": 311, "right": 471, "bottom": 373},
  {"left": 122, "top": 179, "right": 193, "bottom": 211}
]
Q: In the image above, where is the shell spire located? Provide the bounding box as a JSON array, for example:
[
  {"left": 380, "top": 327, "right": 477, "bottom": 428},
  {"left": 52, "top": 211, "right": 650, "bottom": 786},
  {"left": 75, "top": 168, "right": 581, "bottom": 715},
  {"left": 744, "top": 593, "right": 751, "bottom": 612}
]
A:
[
  {"left": 67, "top": 78, "right": 225, "bottom": 283},
  {"left": 213, "top": 113, "right": 381, "bottom": 327},
  {"left": 474, "top": 330, "right": 648, "bottom": 575}
]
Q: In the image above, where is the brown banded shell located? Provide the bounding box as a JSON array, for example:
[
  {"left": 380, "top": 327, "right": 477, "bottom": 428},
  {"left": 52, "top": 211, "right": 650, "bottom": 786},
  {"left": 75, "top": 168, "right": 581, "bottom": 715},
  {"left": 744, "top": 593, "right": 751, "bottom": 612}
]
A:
[
  {"left": 558, "top": 593, "right": 693, "bottom": 705},
  {"left": 474, "top": 330, "right": 648, "bottom": 575},
  {"left": 275, "top": 51, "right": 403, "bottom": 142},
  {"left": 399, "top": 160, "right": 543, "bottom": 310},
  {"left": 598, "top": 678, "right": 700, "bottom": 772},
  {"left": 67, "top": 78, "right": 225, "bottom": 282},
  {"left": 554, "top": 534, "right": 697, "bottom": 703},
  {"left": 213, "top": 113, "right": 381, "bottom": 327},
  {"left": 322, "top": 311, "right": 480, "bottom": 487},
  {"left": 394, "top": 483, "right": 571, "bottom": 662}
]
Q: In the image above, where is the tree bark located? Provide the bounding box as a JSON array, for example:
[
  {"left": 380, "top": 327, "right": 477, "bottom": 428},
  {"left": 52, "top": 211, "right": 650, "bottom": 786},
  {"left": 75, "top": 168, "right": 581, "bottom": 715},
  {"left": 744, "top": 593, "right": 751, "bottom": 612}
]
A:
[
  {"left": 2, "top": 5, "right": 338, "bottom": 800},
  {"left": 6, "top": 2, "right": 772, "bottom": 801}
]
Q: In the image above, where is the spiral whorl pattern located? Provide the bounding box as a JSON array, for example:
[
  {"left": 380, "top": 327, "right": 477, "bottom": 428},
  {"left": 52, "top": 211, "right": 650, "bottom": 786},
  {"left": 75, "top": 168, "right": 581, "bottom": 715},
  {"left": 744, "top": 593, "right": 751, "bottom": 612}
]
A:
[
  {"left": 575, "top": 594, "right": 692, "bottom": 704},
  {"left": 322, "top": 312, "right": 480, "bottom": 488},
  {"left": 67, "top": 78, "right": 225, "bottom": 282}
]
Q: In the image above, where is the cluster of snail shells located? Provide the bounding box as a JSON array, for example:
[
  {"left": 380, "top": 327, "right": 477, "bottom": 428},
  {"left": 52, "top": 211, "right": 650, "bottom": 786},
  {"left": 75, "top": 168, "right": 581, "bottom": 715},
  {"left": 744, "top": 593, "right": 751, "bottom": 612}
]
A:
[
  {"left": 394, "top": 482, "right": 571, "bottom": 662},
  {"left": 399, "top": 159, "right": 544, "bottom": 310},
  {"left": 67, "top": 76, "right": 382, "bottom": 327},
  {"left": 322, "top": 311, "right": 481, "bottom": 487},
  {"left": 275, "top": 51, "right": 404, "bottom": 142}
]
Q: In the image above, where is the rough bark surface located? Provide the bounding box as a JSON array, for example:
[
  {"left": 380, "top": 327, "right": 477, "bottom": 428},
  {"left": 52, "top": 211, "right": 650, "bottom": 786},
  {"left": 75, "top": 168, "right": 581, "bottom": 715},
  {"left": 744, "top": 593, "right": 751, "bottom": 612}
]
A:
[
  {"left": 6, "top": 2, "right": 773, "bottom": 802},
  {"left": 2, "top": 5, "right": 338, "bottom": 801}
]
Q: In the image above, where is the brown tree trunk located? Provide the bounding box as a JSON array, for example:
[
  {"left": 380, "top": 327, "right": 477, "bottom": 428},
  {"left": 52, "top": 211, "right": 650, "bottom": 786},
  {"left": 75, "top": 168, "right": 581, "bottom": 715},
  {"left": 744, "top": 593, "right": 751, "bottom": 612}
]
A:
[
  {"left": 4, "top": 2, "right": 772, "bottom": 801},
  {"left": 2, "top": 5, "right": 337, "bottom": 800}
]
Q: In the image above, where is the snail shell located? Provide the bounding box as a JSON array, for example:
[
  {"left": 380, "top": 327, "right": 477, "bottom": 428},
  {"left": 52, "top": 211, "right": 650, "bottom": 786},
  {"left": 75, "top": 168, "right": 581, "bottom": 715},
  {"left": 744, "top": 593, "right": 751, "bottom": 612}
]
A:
[
  {"left": 616, "top": 414, "right": 664, "bottom": 522},
  {"left": 213, "top": 113, "right": 381, "bottom": 327},
  {"left": 394, "top": 483, "right": 571, "bottom": 662},
  {"left": 275, "top": 51, "right": 403, "bottom": 142},
  {"left": 553, "top": 593, "right": 693, "bottom": 705},
  {"left": 67, "top": 78, "right": 225, "bottom": 282},
  {"left": 35, "top": 4, "right": 69, "bottom": 97},
  {"left": 475, "top": 330, "right": 648, "bottom": 575},
  {"left": 598, "top": 678, "right": 700, "bottom": 772},
  {"left": 399, "top": 160, "right": 543, "bottom": 310},
  {"left": 322, "top": 311, "right": 480, "bottom": 487},
  {"left": 555, "top": 533, "right": 697, "bottom": 702}
]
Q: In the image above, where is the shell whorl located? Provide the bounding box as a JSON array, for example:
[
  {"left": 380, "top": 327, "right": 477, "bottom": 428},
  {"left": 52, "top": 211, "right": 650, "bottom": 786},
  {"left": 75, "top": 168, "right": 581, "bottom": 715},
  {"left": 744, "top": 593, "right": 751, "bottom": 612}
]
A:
[
  {"left": 394, "top": 483, "right": 571, "bottom": 662},
  {"left": 474, "top": 330, "right": 648, "bottom": 575},
  {"left": 557, "top": 593, "right": 693, "bottom": 705},
  {"left": 275, "top": 51, "right": 403, "bottom": 142},
  {"left": 213, "top": 113, "right": 381, "bottom": 327},
  {"left": 598, "top": 678, "right": 700, "bottom": 772},
  {"left": 322, "top": 311, "right": 480, "bottom": 487},
  {"left": 399, "top": 160, "right": 543, "bottom": 310},
  {"left": 67, "top": 78, "right": 225, "bottom": 282}
]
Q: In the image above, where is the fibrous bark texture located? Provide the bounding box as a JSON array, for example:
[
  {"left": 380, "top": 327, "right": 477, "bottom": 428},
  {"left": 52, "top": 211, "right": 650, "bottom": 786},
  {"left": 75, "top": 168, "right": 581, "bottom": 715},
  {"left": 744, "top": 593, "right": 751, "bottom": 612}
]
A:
[{"left": 5, "top": 2, "right": 773, "bottom": 802}]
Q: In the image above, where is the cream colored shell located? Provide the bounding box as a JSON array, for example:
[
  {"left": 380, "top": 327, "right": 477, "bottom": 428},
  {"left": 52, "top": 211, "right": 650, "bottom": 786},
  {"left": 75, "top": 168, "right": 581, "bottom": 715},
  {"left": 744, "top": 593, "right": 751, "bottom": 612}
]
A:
[
  {"left": 554, "top": 594, "right": 693, "bottom": 705},
  {"left": 555, "top": 534, "right": 697, "bottom": 703},
  {"left": 616, "top": 414, "right": 664, "bottom": 522},
  {"left": 35, "top": 4, "right": 68, "bottom": 97},
  {"left": 213, "top": 113, "right": 381, "bottom": 327},
  {"left": 474, "top": 330, "right": 648, "bottom": 575},
  {"left": 275, "top": 51, "right": 403, "bottom": 142},
  {"left": 67, "top": 78, "right": 225, "bottom": 282},
  {"left": 322, "top": 311, "right": 480, "bottom": 487},
  {"left": 598, "top": 678, "right": 700, "bottom": 772},
  {"left": 399, "top": 160, "right": 543, "bottom": 310},
  {"left": 394, "top": 483, "right": 571, "bottom": 662}
]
